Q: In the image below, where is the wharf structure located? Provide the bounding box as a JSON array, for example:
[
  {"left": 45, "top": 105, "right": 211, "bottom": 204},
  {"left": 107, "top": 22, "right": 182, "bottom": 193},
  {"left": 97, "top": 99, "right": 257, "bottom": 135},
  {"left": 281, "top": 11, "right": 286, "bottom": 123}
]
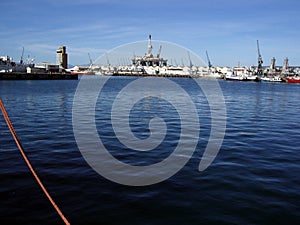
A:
[
  {"left": 218, "top": 40, "right": 300, "bottom": 82},
  {"left": 0, "top": 46, "right": 77, "bottom": 80},
  {"left": 90, "top": 36, "right": 300, "bottom": 81}
]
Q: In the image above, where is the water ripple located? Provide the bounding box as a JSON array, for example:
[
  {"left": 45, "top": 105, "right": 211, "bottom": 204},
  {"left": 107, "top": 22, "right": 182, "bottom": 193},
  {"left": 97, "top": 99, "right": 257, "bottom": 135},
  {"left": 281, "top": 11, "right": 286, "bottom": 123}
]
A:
[{"left": 0, "top": 78, "right": 299, "bottom": 224}]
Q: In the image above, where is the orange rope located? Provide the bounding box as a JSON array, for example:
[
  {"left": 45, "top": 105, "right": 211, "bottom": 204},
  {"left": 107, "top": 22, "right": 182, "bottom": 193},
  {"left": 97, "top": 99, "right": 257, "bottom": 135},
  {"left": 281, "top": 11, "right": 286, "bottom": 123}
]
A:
[{"left": 0, "top": 99, "right": 70, "bottom": 225}]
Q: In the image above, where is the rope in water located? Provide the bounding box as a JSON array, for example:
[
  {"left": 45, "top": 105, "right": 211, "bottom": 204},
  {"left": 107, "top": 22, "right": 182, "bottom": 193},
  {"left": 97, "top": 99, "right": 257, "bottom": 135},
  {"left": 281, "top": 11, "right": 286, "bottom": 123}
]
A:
[{"left": 0, "top": 99, "right": 70, "bottom": 225}]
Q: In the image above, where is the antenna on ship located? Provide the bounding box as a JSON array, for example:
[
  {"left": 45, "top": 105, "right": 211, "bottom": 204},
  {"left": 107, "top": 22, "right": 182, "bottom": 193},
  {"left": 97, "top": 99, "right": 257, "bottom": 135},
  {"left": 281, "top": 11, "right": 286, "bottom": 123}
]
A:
[{"left": 257, "top": 40, "right": 263, "bottom": 75}]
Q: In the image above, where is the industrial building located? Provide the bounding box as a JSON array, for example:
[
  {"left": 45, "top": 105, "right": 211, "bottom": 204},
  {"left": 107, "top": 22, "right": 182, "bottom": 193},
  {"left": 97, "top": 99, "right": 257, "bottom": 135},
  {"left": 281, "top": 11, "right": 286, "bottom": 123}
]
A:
[{"left": 56, "top": 46, "right": 68, "bottom": 69}]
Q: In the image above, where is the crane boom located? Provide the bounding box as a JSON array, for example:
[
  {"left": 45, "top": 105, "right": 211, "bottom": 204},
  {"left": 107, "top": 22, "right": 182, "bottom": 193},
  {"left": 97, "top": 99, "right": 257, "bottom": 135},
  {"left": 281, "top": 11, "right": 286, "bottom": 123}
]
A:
[
  {"left": 20, "top": 47, "right": 24, "bottom": 64},
  {"left": 105, "top": 52, "right": 110, "bottom": 66},
  {"left": 206, "top": 50, "right": 212, "bottom": 68},
  {"left": 257, "top": 40, "right": 263, "bottom": 75},
  {"left": 187, "top": 51, "right": 193, "bottom": 68},
  {"left": 88, "top": 53, "right": 93, "bottom": 66},
  {"left": 157, "top": 45, "right": 162, "bottom": 58},
  {"left": 257, "top": 40, "right": 263, "bottom": 63}
]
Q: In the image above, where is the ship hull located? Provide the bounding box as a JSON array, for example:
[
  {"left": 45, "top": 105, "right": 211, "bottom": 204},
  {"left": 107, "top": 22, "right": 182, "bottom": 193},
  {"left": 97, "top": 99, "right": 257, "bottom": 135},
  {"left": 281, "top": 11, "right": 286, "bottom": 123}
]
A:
[{"left": 286, "top": 77, "right": 300, "bottom": 83}]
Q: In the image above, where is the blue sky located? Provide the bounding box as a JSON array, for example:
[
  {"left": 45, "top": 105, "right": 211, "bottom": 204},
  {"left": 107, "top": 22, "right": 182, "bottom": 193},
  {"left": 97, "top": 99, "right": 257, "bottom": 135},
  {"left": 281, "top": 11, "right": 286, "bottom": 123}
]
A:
[{"left": 1, "top": 0, "right": 300, "bottom": 66}]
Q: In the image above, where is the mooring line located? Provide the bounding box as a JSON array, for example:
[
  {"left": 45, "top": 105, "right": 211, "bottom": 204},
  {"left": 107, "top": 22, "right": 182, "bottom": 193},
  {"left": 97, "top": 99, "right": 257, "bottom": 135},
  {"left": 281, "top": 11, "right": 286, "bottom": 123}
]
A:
[{"left": 0, "top": 99, "right": 70, "bottom": 225}]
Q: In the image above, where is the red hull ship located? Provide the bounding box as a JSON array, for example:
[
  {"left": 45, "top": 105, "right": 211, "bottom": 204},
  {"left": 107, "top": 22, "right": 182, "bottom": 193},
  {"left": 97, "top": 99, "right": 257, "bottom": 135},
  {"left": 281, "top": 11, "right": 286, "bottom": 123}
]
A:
[{"left": 286, "top": 77, "right": 300, "bottom": 83}]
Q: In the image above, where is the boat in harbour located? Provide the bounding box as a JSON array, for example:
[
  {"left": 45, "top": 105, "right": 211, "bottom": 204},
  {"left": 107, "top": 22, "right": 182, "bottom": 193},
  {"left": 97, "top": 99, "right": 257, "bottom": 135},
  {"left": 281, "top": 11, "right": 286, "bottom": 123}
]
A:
[
  {"left": 261, "top": 76, "right": 284, "bottom": 82},
  {"left": 0, "top": 55, "right": 34, "bottom": 73},
  {"left": 285, "top": 76, "right": 300, "bottom": 83},
  {"left": 224, "top": 69, "right": 260, "bottom": 81},
  {"left": 67, "top": 53, "right": 95, "bottom": 75},
  {"left": 67, "top": 66, "right": 95, "bottom": 75}
]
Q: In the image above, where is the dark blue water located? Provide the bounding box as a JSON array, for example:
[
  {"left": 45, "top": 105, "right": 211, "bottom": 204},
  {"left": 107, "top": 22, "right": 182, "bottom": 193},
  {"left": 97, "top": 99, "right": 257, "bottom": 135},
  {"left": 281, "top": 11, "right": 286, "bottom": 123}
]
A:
[{"left": 0, "top": 77, "right": 299, "bottom": 225}]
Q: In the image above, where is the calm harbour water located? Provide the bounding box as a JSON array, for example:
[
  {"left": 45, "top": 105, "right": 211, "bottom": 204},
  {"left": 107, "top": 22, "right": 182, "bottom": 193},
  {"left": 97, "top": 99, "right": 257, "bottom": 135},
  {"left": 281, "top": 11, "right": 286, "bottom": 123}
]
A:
[{"left": 0, "top": 76, "right": 299, "bottom": 225}]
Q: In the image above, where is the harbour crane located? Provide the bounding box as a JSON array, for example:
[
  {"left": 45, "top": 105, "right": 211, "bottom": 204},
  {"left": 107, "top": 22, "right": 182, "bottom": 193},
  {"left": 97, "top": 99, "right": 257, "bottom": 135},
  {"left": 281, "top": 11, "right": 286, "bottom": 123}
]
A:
[
  {"left": 206, "top": 50, "right": 212, "bottom": 68},
  {"left": 187, "top": 51, "right": 194, "bottom": 76},
  {"left": 206, "top": 50, "right": 212, "bottom": 74},
  {"left": 257, "top": 40, "right": 263, "bottom": 75},
  {"left": 157, "top": 45, "right": 162, "bottom": 58},
  {"left": 88, "top": 53, "right": 93, "bottom": 67},
  {"left": 187, "top": 51, "right": 193, "bottom": 68},
  {"left": 20, "top": 47, "right": 24, "bottom": 64},
  {"left": 105, "top": 52, "right": 110, "bottom": 66},
  {"left": 181, "top": 58, "right": 185, "bottom": 67}
]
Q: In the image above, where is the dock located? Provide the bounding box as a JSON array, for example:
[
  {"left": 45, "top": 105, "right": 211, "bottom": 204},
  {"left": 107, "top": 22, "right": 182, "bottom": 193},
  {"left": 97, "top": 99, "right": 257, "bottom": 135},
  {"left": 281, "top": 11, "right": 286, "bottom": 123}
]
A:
[
  {"left": 0, "top": 72, "right": 78, "bottom": 80},
  {"left": 112, "top": 71, "right": 193, "bottom": 78}
]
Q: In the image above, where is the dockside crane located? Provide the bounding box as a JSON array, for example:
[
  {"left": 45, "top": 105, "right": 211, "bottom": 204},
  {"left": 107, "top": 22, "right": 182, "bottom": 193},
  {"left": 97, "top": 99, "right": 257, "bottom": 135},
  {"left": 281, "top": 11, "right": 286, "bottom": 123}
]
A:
[
  {"left": 88, "top": 53, "right": 93, "bottom": 67},
  {"left": 20, "top": 47, "right": 24, "bottom": 64},
  {"left": 87, "top": 53, "right": 95, "bottom": 71},
  {"left": 206, "top": 51, "right": 212, "bottom": 68},
  {"left": 105, "top": 52, "right": 110, "bottom": 66},
  {"left": 206, "top": 50, "right": 212, "bottom": 73},
  {"left": 257, "top": 40, "right": 263, "bottom": 75},
  {"left": 187, "top": 51, "right": 193, "bottom": 68},
  {"left": 157, "top": 45, "right": 162, "bottom": 58},
  {"left": 88, "top": 53, "right": 93, "bottom": 65}
]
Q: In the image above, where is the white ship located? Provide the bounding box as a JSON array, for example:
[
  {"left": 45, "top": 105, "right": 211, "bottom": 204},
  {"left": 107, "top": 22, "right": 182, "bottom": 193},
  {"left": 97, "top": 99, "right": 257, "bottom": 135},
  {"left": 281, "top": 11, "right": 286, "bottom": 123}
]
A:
[
  {"left": 224, "top": 68, "right": 260, "bottom": 81},
  {"left": 261, "top": 76, "right": 283, "bottom": 82}
]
